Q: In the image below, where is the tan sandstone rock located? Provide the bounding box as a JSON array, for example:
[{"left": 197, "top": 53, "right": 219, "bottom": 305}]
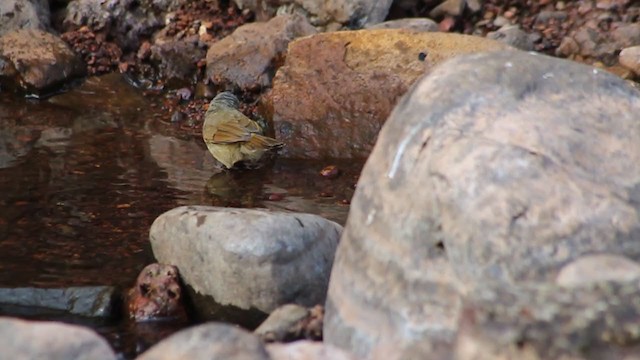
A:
[{"left": 266, "top": 30, "right": 509, "bottom": 159}]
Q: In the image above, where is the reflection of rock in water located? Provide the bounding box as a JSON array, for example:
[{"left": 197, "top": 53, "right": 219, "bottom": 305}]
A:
[
  {"left": 147, "top": 134, "right": 222, "bottom": 203},
  {"left": 0, "top": 127, "right": 39, "bottom": 169}
]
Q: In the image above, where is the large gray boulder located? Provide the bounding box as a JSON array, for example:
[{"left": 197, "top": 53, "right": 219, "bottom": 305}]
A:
[
  {"left": 324, "top": 50, "right": 640, "bottom": 359},
  {"left": 0, "top": 317, "right": 116, "bottom": 360},
  {"left": 150, "top": 206, "right": 342, "bottom": 327}
]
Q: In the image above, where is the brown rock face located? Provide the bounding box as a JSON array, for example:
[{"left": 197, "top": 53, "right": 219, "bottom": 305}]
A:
[
  {"left": 324, "top": 50, "right": 640, "bottom": 359},
  {"left": 0, "top": 29, "right": 86, "bottom": 95},
  {"left": 205, "top": 14, "right": 317, "bottom": 91},
  {"left": 267, "top": 30, "right": 509, "bottom": 160}
]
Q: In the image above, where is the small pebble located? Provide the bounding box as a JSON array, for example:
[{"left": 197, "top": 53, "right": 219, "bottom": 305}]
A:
[{"left": 320, "top": 165, "right": 340, "bottom": 178}]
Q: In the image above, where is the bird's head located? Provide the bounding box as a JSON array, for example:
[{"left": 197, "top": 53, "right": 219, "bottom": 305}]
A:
[{"left": 209, "top": 91, "right": 240, "bottom": 110}]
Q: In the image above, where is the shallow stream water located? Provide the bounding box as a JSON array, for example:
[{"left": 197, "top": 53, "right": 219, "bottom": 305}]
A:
[{"left": 0, "top": 74, "right": 362, "bottom": 358}]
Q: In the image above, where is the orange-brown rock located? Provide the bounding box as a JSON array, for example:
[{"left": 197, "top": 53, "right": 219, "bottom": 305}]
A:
[{"left": 266, "top": 30, "right": 509, "bottom": 160}]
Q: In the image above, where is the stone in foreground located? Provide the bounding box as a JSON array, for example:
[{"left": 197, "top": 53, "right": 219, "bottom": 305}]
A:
[
  {"left": 150, "top": 206, "right": 341, "bottom": 326},
  {"left": 324, "top": 50, "right": 640, "bottom": 359},
  {"left": 0, "top": 317, "right": 116, "bottom": 360},
  {"left": 137, "top": 322, "right": 269, "bottom": 360}
]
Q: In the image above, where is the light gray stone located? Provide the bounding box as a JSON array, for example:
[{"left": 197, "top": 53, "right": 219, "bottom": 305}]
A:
[
  {"left": 0, "top": 317, "right": 116, "bottom": 360},
  {"left": 150, "top": 206, "right": 341, "bottom": 321},
  {"left": 325, "top": 50, "right": 640, "bottom": 359},
  {"left": 364, "top": 18, "right": 438, "bottom": 32},
  {"left": 137, "top": 322, "right": 269, "bottom": 360},
  {"left": 206, "top": 13, "right": 317, "bottom": 91},
  {"left": 0, "top": 0, "right": 50, "bottom": 36},
  {"left": 232, "top": 0, "right": 393, "bottom": 30},
  {"left": 487, "top": 25, "right": 536, "bottom": 51},
  {"left": 255, "top": 304, "right": 309, "bottom": 342},
  {"left": 555, "top": 254, "right": 640, "bottom": 287}
]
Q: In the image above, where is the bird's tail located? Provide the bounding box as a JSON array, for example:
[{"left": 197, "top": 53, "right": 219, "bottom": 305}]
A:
[{"left": 246, "top": 134, "right": 284, "bottom": 150}]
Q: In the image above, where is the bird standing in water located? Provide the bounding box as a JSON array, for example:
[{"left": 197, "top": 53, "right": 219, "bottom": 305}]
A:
[{"left": 202, "top": 92, "right": 283, "bottom": 169}]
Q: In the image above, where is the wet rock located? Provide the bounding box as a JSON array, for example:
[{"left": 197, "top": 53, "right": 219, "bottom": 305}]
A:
[
  {"left": 620, "top": 45, "right": 640, "bottom": 76},
  {"left": 137, "top": 322, "right": 270, "bottom": 360},
  {"left": 63, "top": 0, "right": 187, "bottom": 50},
  {"left": 365, "top": 18, "right": 438, "bottom": 32},
  {"left": 233, "top": 0, "right": 393, "bottom": 30},
  {"left": 150, "top": 38, "right": 205, "bottom": 88},
  {"left": 0, "top": 29, "right": 86, "bottom": 95},
  {"left": 205, "top": 14, "right": 317, "bottom": 91},
  {"left": 455, "top": 281, "right": 640, "bottom": 359},
  {"left": 149, "top": 206, "right": 342, "bottom": 326},
  {"left": 255, "top": 304, "right": 309, "bottom": 342},
  {"left": 267, "top": 30, "right": 509, "bottom": 159},
  {"left": 324, "top": 50, "right": 640, "bottom": 358},
  {"left": 0, "top": 317, "right": 116, "bottom": 359},
  {"left": 127, "top": 263, "right": 186, "bottom": 322},
  {"left": 487, "top": 25, "right": 536, "bottom": 51},
  {"left": 267, "top": 341, "right": 358, "bottom": 360},
  {"left": 555, "top": 254, "right": 640, "bottom": 287},
  {"left": 0, "top": 286, "right": 117, "bottom": 318},
  {"left": 0, "top": 0, "right": 50, "bottom": 36}
]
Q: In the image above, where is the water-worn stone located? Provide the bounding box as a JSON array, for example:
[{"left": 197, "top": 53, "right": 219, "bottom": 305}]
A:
[
  {"left": 255, "top": 304, "right": 309, "bottom": 342},
  {"left": 0, "top": 29, "right": 86, "bottom": 95},
  {"left": 487, "top": 25, "right": 536, "bottom": 51},
  {"left": 205, "top": 14, "right": 317, "bottom": 91},
  {"left": 455, "top": 281, "right": 640, "bottom": 359},
  {"left": 149, "top": 206, "right": 342, "bottom": 326},
  {"left": 267, "top": 341, "right": 358, "bottom": 360},
  {"left": 619, "top": 45, "right": 640, "bottom": 76},
  {"left": 138, "top": 322, "right": 270, "bottom": 360},
  {"left": 324, "top": 50, "right": 640, "bottom": 359},
  {"left": 555, "top": 254, "right": 640, "bottom": 287},
  {"left": 0, "top": 0, "right": 50, "bottom": 36},
  {"left": 364, "top": 18, "right": 438, "bottom": 32},
  {"left": 0, "top": 317, "right": 116, "bottom": 359},
  {"left": 232, "top": 0, "right": 393, "bottom": 30},
  {"left": 267, "top": 30, "right": 508, "bottom": 160},
  {"left": 63, "top": 0, "right": 187, "bottom": 50},
  {"left": 0, "top": 286, "right": 117, "bottom": 318}
]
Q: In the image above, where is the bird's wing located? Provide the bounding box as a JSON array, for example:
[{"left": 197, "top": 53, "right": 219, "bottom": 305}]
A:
[{"left": 205, "top": 111, "right": 263, "bottom": 144}]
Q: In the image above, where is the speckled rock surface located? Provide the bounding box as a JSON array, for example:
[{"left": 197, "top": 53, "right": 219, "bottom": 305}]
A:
[
  {"left": 456, "top": 281, "right": 640, "bottom": 360},
  {"left": 324, "top": 50, "right": 640, "bottom": 359},
  {"left": 0, "top": 317, "right": 116, "bottom": 360},
  {"left": 0, "top": 29, "right": 86, "bottom": 95},
  {"left": 0, "top": 0, "right": 50, "bottom": 36},
  {"left": 232, "top": 0, "right": 393, "bottom": 30},
  {"left": 149, "top": 206, "right": 342, "bottom": 326},
  {"left": 267, "top": 30, "right": 509, "bottom": 159}
]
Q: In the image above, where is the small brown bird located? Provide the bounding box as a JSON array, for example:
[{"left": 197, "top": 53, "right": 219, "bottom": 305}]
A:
[{"left": 202, "top": 92, "right": 283, "bottom": 169}]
